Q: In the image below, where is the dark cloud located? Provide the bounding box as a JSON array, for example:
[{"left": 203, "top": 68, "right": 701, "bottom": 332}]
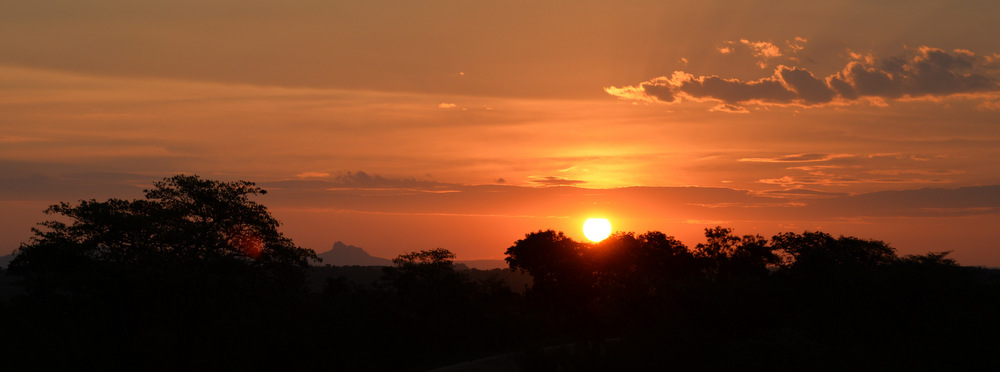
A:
[
  {"left": 260, "top": 171, "right": 454, "bottom": 195},
  {"left": 680, "top": 74, "right": 796, "bottom": 104},
  {"left": 739, "top": 153, "right": 851, "bottom": 162},
  {"left": 809, "top": 185, "right": 1000, "bottom": 218},
  {"left": 0, "top": 166, "right": 148, "bottom": 201},
  {"left": 529, "top": 176, "right": 588, "bottom": 186},
  {"left": 328, "top": 171, "right": 443, "bottom": 189},
  {"left": 607, "top": 46, "right": 1000, "bottom": 110},
  {"left": 641, "top": 82, "right": 679, "bottom": 103},
  {"left": 758, "top": 189, "right": 848, "bottom": 198},
  {"left": 779, "top": 67, "right": 836, "bottom": 104},
  {"left": 709, "top": 104, "right": 749, "bottom": 113}
]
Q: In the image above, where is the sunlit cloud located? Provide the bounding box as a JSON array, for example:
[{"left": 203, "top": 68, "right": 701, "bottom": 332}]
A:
[
  {"left": 757, "top": 174, "right": 955, "bottom": 187},
  {"left": 296, "top": 172, "right": 330, "bottom": 179},
  {"left": 740, "top": 39, "right": 782, "bottom": 68},
  {"left": 740, "top": 39, "right": 782, "bottom": 58},
  {"left": 687, "top": 202, "right": 806, "bottom": 208},
  {"left": 978, "top": 100, "right": 1000, "bottom": 110},
  {"left": 709, "top": 104, "right": 750, "bottom": 113},
  {"left": 785, "top": 37, "right": 807, "bottom": 53},
  {"left": 607, "top": 45, "right": 1000, "bottom": 111},
  {"left": 438, "top": 102, "right": 458, "bottom": 108},
  {"left": 867, "top": 152, "right": 905, "bottom": 159},
  {"left": 716, "top": 38, "right": 802, "bottom": 69},
  {"left": 785, "top": 165, "right": 853, "bottom": 171},
  {"left": 864, "top": 169, "right": 965, "bottom": 176}
]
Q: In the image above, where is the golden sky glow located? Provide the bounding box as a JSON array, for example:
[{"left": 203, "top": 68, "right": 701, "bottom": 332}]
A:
[{"left": 1, "top": 1, "right": 999, "bottom": 265}]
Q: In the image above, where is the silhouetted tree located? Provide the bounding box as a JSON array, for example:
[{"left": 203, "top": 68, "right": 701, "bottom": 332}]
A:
[
  {"left": 631, "top": 231, "right": 696, "bottom": 280},
  {"left": 589, "top": 231, "right": 697, "bottom": 302},
  {"left": 505, "top": 230, "right": 592, "bottom": 304},
  {"left": 693, "top": 227, "right": 779, "bottom": 279},
  {"left": 11, "top": 175, "right": 317, "bottom": 286},
  {"left": 771, "top": 231, "right": 896, "bottom": 272},
  {"left": 6, "top": 175, "right": 319, "bottom": 370},
  {"left": 383, "top": 248, "right": 469, "bottom": 308}
]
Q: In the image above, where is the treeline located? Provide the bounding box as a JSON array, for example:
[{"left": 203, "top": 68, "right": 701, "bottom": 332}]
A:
[
  {"left": 1, "top": 175, "right": 998, "bottom": 370},
  {"left": 503, "top": 228, "right": 1000, "bottom": 370}
]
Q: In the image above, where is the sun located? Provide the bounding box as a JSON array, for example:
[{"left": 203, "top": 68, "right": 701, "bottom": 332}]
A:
[{"left": 583, "top": 218, "right": 612, "bottom": 242}]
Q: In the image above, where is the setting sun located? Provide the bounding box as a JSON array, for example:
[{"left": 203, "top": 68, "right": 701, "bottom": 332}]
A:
[{"left": 583, "top": 218, "right": 612, "bottom": 242}]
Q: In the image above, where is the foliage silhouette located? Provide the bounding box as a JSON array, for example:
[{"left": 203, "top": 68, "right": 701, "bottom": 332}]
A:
[
  {"left": 505, "top": 230, "right": 592, "bottom": 306},
  {"left": 11, "top": 174, "right": 317, "bottom": 279},
  {"left": 5, "top": 175, "right": 319, "bottom": 370},
  {"left": 2, "top": 179, "right": 999, "bottom": 371},
  {"left": 382, "top": 247, "right": 470, "bottom": 315},
  {"left": 694, "top": 226, "right": 781, "bottom": 279},
  {"left": 505, "top": 226, "right": 1000, "bottom": 370}
]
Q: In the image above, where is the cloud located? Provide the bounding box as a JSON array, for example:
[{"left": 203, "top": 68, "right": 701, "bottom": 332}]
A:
[
  {"left": 333, "top": 171, "right": 430, "bottom": 187},
  {"left": 709, "top": 104, "right": 750, "bottom": 113},
  {"left": 863, "top": 169, "right": 964, "bottom": 176},
  {"left": 979, "top": 100, "right": 1000, "bottom": 110},
  {"left": 717, "top": 38, "right": 802, "bottom": 69},
  {"left": 438, "top": 102, "right": 457, "bottom": 108},
  {"left": 296, "top": 172, "right": 330, "bottom": 179},
  {"left": 809, "top": 185, "right": 1000, "bottom": 218},
  {"left": 785, "top": 165, "right": 852, "bottom": 171},
  {"left": 756, "top": 169, "right": 870, "bottom": 187},
  {"left": 741, "top": 39, "right": 782, "bottom": 58},
  {"left": 308, "top": 171, "right": 446, "bottom": 190},
  {"left": 606, "top": 46, "right": 1000, "bottom": 111},
  {"left": 262, "top": 172, "right": 458, "bottom": 197},
  {"left": 756, "top": 173, "right": 954, "bottom": 187},
  {"left": 529, "top": 176, "right": 587, "bottom": 186},
  {"left": 785, "top": 37, "right": 807, "bottom": 53},
  {"left": 758, "top": 189, "right": 848, "bottom": 198},
  {"left": 738, "top": 153, "right": 852, "bottom": 163}
]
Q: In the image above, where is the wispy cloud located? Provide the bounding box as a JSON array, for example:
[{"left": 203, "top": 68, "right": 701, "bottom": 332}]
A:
[
  {"left": 757, "top": 173, "right": 954, "bottom": 187},
  {"left": 296, "top": 172, "right": 330, "bottom": 179},
  {"left": 738, "top": 153, "right": 853, "bottom": 163},
  {"left": 757, "top": 189, "right": 848, "bottom": 198},
  {"left": 0, "top": 136, "right": 44, "bottom": 143},
  {"left": 864, "top": 169, "right": 965, "bottom": 176}
]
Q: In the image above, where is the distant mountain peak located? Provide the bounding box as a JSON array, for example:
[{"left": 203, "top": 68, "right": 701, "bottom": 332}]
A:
[{"left": 315, "top": 241, "right": 391, "bottom": 267}]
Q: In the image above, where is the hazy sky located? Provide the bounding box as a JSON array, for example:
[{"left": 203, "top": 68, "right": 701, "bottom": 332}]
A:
[{"left": 2, "top": 1, "right": 999, "bottom": 264}]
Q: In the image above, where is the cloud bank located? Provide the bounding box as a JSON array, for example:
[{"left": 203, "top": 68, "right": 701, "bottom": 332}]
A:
[{"left": 606, "top": 46, "right": 1000, "bottom": 111}]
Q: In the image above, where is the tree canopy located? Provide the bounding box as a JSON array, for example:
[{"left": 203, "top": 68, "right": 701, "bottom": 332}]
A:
[
  {"left": 4, "top": 175, "right": 323, "bottom": 369},
  {"left": 11, "top": 174, "right": 317, "bottom": 281}
]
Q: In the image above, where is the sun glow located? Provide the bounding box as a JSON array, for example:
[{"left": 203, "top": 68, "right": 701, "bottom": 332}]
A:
[{"left": 583, "top": 218, "right": 612, "bottom": 242}]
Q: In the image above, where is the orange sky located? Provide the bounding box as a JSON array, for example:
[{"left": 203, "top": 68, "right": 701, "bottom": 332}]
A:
[{"left": 2, "top": 1, "right": 999, "bottom": 265}]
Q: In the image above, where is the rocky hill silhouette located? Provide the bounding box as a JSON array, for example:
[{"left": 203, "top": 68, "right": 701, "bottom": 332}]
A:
[{"left": 315, "top": 241, "right": 392, "bottom": 266}]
